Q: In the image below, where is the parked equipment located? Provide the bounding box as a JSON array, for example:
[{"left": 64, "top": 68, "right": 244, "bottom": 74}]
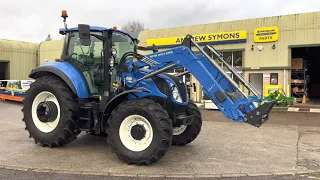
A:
[
  {"left": 0, "top": 80, "right": 34, "bottom": 102},
  {"left": 22, "top": 11, "right": 276, "bottom": 165}
]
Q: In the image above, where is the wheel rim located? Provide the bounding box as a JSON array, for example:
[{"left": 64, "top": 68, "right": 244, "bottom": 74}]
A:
[
  {"left": 119, "top": 115, "right": 153, "bottom": 152},
  {"left": 173, "top": 125, "right": 187, "bottom": 135},
  {"left": 31, "top": 91, "right": 60, "bottom": 133}
]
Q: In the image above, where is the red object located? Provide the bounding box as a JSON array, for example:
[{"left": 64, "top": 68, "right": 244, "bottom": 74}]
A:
[
  {"left": 62, "top": 10, "right": 67, "bottom": 15},
  {"left": 0, "top": 94, "right": 24, "bottom": 102},
  {"left": 113, "top": 26, "right": 117, "bottom": 30}
]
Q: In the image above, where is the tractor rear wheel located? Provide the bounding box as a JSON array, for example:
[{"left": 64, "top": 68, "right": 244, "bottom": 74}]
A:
[
  {"left": 172, "top": 102, "right": 202, "bottom": 146},
  {"left": 22, "top": 74, "right": 80, "bottom": 147},
  {"left": 106, "top": 98, "right": 173, "bottom": 165}
]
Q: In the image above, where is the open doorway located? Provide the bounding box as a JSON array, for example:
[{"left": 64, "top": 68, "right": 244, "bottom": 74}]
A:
[
  {"left": 291, "top": 46, "right": 320, "bottom": 104},
  {"left": 0, "top": 62, "right": 9, "bottom": 88},
  {"left": 0, "top": 62, "right": 9, "bottom": 80}
]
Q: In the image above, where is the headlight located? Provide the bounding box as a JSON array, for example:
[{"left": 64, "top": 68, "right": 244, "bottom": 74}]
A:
[{"left": 172, "top": 86, "right": 183, "bottom": 103}]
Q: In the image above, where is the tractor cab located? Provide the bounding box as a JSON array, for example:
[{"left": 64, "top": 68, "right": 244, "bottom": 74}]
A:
[{"left": 58, "top": 11, "right": 138, "bottom": 97}]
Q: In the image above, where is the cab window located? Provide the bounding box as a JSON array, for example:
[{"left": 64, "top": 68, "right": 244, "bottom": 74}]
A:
[{"left": 112, "top": 32, "right": 135, "bottom": 64}]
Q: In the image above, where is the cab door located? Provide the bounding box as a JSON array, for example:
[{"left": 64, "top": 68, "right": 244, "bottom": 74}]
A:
[
  {"left": 66, "top": 31, "right": 105, "bottom": 96},
  {"left": 109, "top": 31, "right": 136, "bottom": 95}
]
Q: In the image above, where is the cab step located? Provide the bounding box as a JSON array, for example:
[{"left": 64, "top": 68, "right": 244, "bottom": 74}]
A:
[{"left": 78, "top": 102, "right": 100, "bottom": 133}]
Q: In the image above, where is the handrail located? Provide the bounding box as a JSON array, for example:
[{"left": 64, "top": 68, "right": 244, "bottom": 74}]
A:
[
  {"left": 188, "top": 38, "right": 249, "bottom": 98},
  {"left": 204, "top": 45, "right": 261, "bottom": 98}
]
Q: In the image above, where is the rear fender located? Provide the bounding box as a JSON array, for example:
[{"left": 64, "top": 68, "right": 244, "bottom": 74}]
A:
[{"left": 29, "top": 62, "right": 89, "bottom": 98}]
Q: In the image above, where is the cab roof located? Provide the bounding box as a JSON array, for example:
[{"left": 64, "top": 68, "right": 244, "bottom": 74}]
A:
[{"left": 59, "top": 26, "right": 138, "bottom": 40}]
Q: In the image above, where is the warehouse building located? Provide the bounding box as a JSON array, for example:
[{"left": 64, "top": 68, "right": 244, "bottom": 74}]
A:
[
  {"left": 3, "top": 11, "right": 320, "bottom": 105},
  {"left": 0, "top": 39, "right": 38, "bottom": 80},
  {"left": 138, "top": 11, "right": 320, "bottom": 104}
]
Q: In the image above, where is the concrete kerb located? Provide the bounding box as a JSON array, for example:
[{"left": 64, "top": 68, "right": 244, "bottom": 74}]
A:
[
  {"left": 1, "top": 165, "right": 320, "bottom": 178},
  {"left": 273, "top": 107, "right": 320, "bottom": 113},
  {"left": 197, "top": 102, "right": 320, "bottom": 114}
]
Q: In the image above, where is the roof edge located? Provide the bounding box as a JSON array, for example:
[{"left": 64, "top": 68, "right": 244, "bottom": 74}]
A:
[{"left": 140, "top": 10, "right": 320, "bottom": 33}]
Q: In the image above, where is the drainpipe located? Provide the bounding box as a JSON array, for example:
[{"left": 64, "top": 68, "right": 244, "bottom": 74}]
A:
[{"left": 283, "top": 69, "right": 287, "bottom": 96}]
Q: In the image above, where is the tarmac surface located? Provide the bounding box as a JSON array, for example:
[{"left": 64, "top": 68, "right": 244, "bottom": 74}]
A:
[
  {"left": 1, "top": 101, "right": 320, "bottom": 179},
  {"left": 2, "top": 168, "right": 320, "bottom": 180}
]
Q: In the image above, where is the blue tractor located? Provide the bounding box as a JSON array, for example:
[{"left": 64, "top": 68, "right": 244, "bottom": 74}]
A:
[{"left": 22, "top": 11, "right": 276, "bottom": 165}]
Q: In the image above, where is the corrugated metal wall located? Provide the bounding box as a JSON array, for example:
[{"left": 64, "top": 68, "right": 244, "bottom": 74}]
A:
[
  {"left": 0, "top": 39, "right": 38, "bottom": 80},
  {"left": 138, "top": 11, "right": 320, "bottom": 68},
  {"left": 38, "top": 40, "right": 64, "bottom": 65},
  {"left": 1, "top": 11, "right": 318, "bottom": 81},
  {"left": 244, "top": 11, "right": 320, "bottom": 68}
]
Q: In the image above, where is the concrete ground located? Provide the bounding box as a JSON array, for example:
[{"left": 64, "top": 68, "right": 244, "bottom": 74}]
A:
[
  {"left": 1, "top": 101, "right": 320, "bottom": 179},
  {"left": 2, "top": 168, "right": 320, "bottom": 180}
]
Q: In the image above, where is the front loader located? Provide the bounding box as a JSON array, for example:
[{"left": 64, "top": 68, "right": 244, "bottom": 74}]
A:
[{"left": 22, "top": 11, "right": 276, "bottom": 165}]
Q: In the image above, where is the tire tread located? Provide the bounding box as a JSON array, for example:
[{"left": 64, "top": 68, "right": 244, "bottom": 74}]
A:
[
  {"left": 106, "top": 98, "right": 173, "bottom": 165},
  {"left": 172, "top": 102, "right": 202, "bottom": 146}
]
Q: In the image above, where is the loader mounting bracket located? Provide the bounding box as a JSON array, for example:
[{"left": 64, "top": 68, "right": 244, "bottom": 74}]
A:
[
  {"left": 244, "top": 100, "right": 277, "bottom": 128},
  {"left": 181, "top": 34, "right": 192, "bottom": 49}
]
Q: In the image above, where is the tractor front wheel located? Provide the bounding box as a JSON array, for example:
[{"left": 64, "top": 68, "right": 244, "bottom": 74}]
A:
[
  {"left": 106, "top": 98, "right": 173, "bottom": 165},
  {"left": 172, "top": 102, "right": 202, "bottom": 146},
  {"left": 22, "top": 75, "right": 80, "bottom": 147}
]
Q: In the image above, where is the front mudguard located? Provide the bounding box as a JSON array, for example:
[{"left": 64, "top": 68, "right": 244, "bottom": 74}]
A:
[{"left": 101, "top": 88, "right": 151, "bottom": 122}]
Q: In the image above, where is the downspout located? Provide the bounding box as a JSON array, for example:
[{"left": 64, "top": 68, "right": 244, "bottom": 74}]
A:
[{"left": 283, "top": 69, "right": 287, "bottom": 96}]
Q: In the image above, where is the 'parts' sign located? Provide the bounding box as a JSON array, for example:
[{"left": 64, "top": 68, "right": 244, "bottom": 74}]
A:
[
  {"left": 146, "top": 30, "right": 247, "bottom": 48},
  {"left": 254, "top": 26, "right": 279, "bottom": 43}
]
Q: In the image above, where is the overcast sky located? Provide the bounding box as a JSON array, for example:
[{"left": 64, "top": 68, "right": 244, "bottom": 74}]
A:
[{"left": 1, "top": 0, "right": 320, "bottom": 43}]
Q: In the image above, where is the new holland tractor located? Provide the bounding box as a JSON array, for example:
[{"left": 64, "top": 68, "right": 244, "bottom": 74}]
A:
[{"left": 22, "top": 11, "right": 276, "bottom": 165}]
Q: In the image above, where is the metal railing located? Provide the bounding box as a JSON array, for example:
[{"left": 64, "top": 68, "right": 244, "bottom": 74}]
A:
[{"left": 204, "top": 45, "right": 261, "bottom": 98}]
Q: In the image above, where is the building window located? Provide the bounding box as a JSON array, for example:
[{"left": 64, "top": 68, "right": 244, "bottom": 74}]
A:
[
  {"left": 233, "top": 51, "right": 243, "bottom": 68},
  {"left": 212, "top": 51, "right": 243, "bottom": 68},
  {"left": 211, "top": 50, "right": 243, "bottom": 84},
  {"left": 270, "top": 73, "right": 278, "bottom": 85},
  {"left": 222, "top": 52, "right": 232, "bottom": 65}
]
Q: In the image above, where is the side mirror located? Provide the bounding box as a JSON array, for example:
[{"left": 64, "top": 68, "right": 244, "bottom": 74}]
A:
[{"left": 78, "top": 24, "right": 91, "bottom": 46}]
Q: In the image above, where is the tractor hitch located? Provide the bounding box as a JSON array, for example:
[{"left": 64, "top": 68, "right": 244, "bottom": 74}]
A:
[{"left": 243, "top": 100, "right": 277, "bottom": 128}]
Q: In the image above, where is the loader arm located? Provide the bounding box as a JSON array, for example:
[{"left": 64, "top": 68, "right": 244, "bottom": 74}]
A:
[{"left": 121, "top": 35, "right": 277, "bottom": 127}]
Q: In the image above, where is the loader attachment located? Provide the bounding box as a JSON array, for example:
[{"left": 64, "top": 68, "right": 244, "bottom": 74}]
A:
[
  {"left": 180, "top": 35, "right": 277, "bottom": 127},
  {"left": 125, "top": 34, "right": 276, "bottom": 127},
  {"left": 243, "top": 100, "right": 277, "bottom": 127}
]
